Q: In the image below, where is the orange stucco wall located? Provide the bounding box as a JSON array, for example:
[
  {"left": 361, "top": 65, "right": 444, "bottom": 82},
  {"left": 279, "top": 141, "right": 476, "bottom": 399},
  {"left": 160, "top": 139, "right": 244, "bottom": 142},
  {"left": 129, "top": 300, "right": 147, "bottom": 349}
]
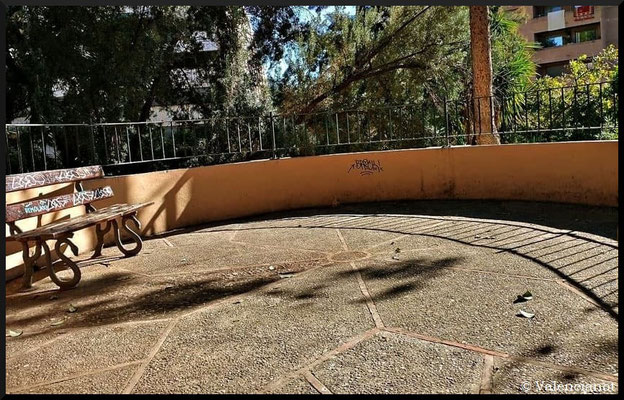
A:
[{"left": 5, "top": 141, "right": 618, "bottom": 279}]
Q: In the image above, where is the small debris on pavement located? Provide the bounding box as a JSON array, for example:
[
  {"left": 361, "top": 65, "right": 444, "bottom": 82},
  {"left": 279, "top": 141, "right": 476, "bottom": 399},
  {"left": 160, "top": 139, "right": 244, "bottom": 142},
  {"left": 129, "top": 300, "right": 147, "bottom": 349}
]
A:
[
  {"left": 7, "top": 329, "right": 23, "bottom": 337},
  {"left": 49, "top": 295, "right": 58, "bottom": 300},
  {"left": 67, "top": 304, "right": 77, "bottom": 313},
  {"left": 392, "top": 255, "right": 400, "bottom": 260},
  {"left": 517, "top": 310, "right": 535, "bottom": 319},
  {"left": 513, "top": 291, "right": 533, "bottom": 304},
  {"left": 475, "top": 235, "right": 496, "bottom": 239},
  {"left": 278, "top": 272, "right": 296, "bottom": 278},
  {"left": 513, "top": 296, "right": 527, "bottom": 304},
  {"left": 268, "top": 265, "right": 275, "bottom": 271},
  {"left": 50, "top": 318, "right": 66, "bottom": 326},
  {"left": 116, "top": 276, "right": 132, "bottom": 281},
  {"left": 394, "top": 248, "right": 401, "bottom": 253}
]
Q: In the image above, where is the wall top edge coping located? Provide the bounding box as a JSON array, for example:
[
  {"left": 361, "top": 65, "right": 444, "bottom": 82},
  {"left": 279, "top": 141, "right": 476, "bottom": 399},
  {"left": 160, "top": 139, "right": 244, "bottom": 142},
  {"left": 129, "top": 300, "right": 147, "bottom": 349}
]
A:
[{"left": 98, "top": 140, "right": 618, "bottom": 179}]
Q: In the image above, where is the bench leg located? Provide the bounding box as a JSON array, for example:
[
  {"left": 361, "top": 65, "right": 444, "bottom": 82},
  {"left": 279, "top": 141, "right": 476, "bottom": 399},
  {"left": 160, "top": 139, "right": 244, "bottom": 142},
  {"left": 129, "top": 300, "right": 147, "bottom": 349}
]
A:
[
  {"left": 19, "top": 240, "right": 42, "bottom": 291},
  {"left": 92, "top": 220, "right": 112, "bottom": 258},
  {"left": 41, "top": 235, "right": 82, "bottom": 289},
  {"left": 112, "top": 213, "right": 143, "bottom": 257}
]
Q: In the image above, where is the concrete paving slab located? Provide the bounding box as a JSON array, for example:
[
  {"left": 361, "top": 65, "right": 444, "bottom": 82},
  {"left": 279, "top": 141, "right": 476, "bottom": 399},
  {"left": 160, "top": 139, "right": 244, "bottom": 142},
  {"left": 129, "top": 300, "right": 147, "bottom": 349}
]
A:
[
  {"left": 13, "top": 365, "right": 137, "bottom": 394},
  {"left": 234, "top": 226, "right": 346, "bottom": 253},
  {"left": 130, "top": 263, "right": 374, "bottom": 393},
  {"left": 6, "top": 320, "right": 168, "bottom": 390},
  {"left": 359, "top": 257, "right": 618, "bottom": 374},
  {"left": 268, "top": 377, "right": 319, "bottom": 394},
  {"left": 312, "top": 331, "right": 483, "bottom": 394},
  {"left": 491, "top": 358, "right": 618, "bottom": 394},
  {"left": 337, "top": 228, "right": 406, "bottom": 252}
]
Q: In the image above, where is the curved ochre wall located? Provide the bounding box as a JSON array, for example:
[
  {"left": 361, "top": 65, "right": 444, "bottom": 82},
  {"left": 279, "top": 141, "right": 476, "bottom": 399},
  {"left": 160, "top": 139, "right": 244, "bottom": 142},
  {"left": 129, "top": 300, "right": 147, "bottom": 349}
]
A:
[{"left": 5, "top": 141, "right": 618, "bottom": 279}]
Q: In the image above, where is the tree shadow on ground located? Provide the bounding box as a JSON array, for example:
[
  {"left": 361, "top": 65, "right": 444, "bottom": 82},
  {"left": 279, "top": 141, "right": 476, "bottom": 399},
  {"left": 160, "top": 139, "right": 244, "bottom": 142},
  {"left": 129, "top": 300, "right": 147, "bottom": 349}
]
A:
[
  {"left": 5, "top": 260, "right": 314, "bottom": 337},
  {"left": 204, "top": 200, "right": 617, "bottom": 240},
  {"left": 197, "top": 213, "right": 617, "bottom": 320}
]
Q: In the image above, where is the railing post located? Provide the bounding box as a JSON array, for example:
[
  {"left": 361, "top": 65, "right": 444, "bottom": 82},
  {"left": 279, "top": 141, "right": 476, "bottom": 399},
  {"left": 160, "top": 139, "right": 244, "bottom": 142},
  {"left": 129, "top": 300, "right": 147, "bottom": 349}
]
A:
[
  {"left": 41, "top": 126, "right": 47, "bottom": 170},
  {"left": 599, "top": 83, "right": 603, "bottom": 139},
  {"left": 335, "top": 113, "right": 340, "bottom": 144},
  {"left": 101, "top": 125, "right": 108, "bottom": 164},
  {"left": 444, "top": 97, "right": 450, "bottom": 147},
  {"left": 126, "top": 125, "right": 133, "bottom": 162},
  {"left": 89, "top": 123, "right": 97, "bottom": 164},
  {"left": 271, "top": 112, "right": 276, "bottom": 159},
  {"left": 258, "top": 116, "right": 263, "bottom": 151},
  {"left": 171, "top": 121, "right": 176, "bottom": 158},
  {"left": 6, "top": 129, "right": 12, "bottom": 174},
  {"left": 17, "top": 127, "right": 24, "bottom": 172}
]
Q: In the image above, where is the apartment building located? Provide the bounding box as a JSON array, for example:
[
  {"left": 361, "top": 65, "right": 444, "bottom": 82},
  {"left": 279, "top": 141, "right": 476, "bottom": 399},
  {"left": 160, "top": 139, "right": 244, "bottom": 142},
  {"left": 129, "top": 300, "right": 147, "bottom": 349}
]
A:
[{"left": 506, "top": 6, "right": 619, "bottom": 76}]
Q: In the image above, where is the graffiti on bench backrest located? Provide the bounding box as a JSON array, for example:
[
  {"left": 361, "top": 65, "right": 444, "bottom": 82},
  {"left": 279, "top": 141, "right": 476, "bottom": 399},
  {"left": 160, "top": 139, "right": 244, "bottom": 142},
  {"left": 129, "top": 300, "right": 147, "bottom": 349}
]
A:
[
  {"left": 6, "top": 166, "right": 104, "bottom": 192},
  {"left": 7, "top": 186, "right": 114, "bottom": 222}
]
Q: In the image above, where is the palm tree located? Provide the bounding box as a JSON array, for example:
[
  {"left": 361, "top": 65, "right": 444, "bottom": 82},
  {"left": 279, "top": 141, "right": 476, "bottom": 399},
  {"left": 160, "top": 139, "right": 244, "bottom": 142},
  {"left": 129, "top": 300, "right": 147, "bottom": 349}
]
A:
[{"left": 469, "top": 6, "right": 500, "bottom": 145}]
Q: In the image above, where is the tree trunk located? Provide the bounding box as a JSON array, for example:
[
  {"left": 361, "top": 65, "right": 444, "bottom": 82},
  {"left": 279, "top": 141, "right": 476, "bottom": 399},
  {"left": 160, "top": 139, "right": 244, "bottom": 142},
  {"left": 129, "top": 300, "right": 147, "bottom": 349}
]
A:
[{"left": 469, "top": 6, "right": 500, "bottom": 145}]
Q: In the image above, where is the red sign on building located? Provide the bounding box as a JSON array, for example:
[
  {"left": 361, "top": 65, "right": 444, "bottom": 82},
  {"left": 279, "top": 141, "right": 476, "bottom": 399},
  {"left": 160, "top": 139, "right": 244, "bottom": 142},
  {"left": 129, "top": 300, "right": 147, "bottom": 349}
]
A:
[{"left": 573, "top": 6, "right": 595, "bottom": 21}]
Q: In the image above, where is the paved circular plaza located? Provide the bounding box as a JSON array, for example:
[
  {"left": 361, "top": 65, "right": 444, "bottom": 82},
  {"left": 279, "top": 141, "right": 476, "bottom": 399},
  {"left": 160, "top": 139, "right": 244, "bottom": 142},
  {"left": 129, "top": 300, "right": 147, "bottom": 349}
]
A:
[{"left": 5, "top": 201, "right": 618, "bottom": 394}]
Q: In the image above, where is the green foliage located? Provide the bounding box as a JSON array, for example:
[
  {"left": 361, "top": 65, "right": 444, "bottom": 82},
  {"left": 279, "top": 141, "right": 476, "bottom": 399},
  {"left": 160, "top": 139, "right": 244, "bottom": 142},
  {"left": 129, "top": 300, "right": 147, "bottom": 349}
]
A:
[
  {"left": 273, "top": 6, "right": 537, "bottom": 116},
  {"left": 275, "top": 6, "right": 472, "bottom": 114},
  {"left": 500, "top": 46, "right": 619, "bottom": 142},
  {"left": 6, "top": 6, "right": 299, "bottom": 124},
  {"left": 490, "top": 6, "right": 537, "bottom": 96}
]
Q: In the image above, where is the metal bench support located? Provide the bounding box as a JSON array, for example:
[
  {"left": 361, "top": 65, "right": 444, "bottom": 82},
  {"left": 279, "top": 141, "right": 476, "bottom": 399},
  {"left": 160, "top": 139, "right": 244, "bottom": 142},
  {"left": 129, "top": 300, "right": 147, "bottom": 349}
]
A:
[
  {"left": 20, "top": 240, "right": 42, "bottom": 291},
  {"left": 41, "top": 234, "right": 82, "bottom": 289},
  {"left": 93, "top": 220, "right": 112, "bottom": 258},
  {"left": 112, "top": 213, "right": 143, "bottom": 257}
]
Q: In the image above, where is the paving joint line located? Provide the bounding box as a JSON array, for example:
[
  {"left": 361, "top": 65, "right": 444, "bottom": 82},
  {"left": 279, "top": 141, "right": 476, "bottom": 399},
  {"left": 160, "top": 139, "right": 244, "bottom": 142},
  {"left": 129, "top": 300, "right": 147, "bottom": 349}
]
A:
[
  {"left": 383, "top": 327, "right": 617, "bottom": 383},
  {"left": 303, "top": 370, "right": 333, "bottom": 394},
  {"left": 335, "top": 229, "right": 349, "bottom": 251},
  {"left": 122, "top": 318, "right": 180, "bottom": 394},
  {"left": 555, "top": 279, "right": 609, "bottom": 311},
  {"left": 351, "top": 261, "right": 385, "bottom": 329},
  {"left": 478, "top": 354, "right": 494, "bottom": 394},
  {"left": 7, "top": 359, "right": 144, "bottom": 394},
  {"left": 261, "top": 327, "right": 381, "bottom": 393},
  {"left": 6, "top": 317, "right": 173, "bottom": 346},
  {"left": 228, "top": 223, "right": 241, "bottom": 242},
  {"left": 364, "top": 234, "right": 409, "bottom": 252},
  {"left": 336, "top": 228, "right": 384, "bottom": 328}
]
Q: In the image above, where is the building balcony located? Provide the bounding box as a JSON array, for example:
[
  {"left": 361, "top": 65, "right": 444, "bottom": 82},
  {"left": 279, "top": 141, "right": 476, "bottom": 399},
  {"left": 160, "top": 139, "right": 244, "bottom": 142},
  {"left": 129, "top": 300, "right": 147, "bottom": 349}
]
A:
[{"left": 533, "top": 39, "right": 604, "bottom": 65}]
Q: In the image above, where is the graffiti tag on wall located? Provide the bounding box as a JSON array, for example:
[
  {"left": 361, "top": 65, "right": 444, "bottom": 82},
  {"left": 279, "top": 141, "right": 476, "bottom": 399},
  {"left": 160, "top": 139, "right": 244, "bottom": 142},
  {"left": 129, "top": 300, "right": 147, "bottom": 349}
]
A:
[{"left": 348, "top": 159, "right": 384, "bottom": 176}]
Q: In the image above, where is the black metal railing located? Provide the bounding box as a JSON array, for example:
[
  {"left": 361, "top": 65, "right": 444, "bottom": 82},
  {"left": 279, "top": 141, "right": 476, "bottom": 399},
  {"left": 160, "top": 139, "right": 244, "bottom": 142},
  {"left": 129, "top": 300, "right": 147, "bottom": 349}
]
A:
[{"left": 5, "top": 81, "right": 618, "bottom": 175}]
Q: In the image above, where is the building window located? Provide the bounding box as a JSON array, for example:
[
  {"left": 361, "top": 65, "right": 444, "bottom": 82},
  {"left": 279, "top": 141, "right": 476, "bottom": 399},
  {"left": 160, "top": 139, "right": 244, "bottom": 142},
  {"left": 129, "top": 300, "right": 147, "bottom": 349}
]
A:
[
  {"left": 575, "top": 27, "right": 597, "bottom": 43},
  {"left": 535, "top": 23, "right": 600, "bottom": 48},
  {"left": 573, "top": 6, "right": 594, "bottom": 21},
  {"left": 536, "top": 30, "right": 569, "bottom": 48},
  {"left": 541, "top": 63, "right": 568, "bottom": 77},
  {"left": 534, "top": 6, "right": 563, "bottom": 18}
]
